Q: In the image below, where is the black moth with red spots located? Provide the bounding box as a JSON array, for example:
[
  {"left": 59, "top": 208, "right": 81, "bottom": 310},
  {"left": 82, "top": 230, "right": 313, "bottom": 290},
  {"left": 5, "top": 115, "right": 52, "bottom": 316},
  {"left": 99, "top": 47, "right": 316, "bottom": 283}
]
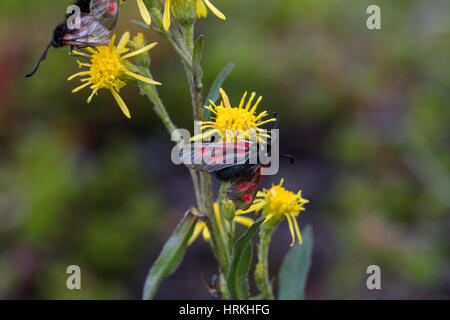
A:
[
  {"left": 26, "top": 0, "right": 121, "bottom": 77},
  {"left": 181, "top": 115, "right": 278, "bottom": 210}
]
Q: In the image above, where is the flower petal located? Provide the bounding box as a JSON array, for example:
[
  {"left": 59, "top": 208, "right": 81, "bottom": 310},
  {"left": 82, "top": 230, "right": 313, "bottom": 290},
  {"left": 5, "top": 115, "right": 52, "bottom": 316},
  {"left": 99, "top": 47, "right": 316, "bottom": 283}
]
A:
[
  {"left": 122, "top": 42, "right": 157, "bottom": 59},
  {"left": 285, "top": 213, "right": 296, "bottom": 247},
  {"left": 188, "top": 222, "right": 205, "bottom": 245},
  {"left": 219, "top": 88, "right": 231, "bottom": 108},
  {"left": 196, "top": 0, "right": 208, "bottom": 18},
  {"left": 110, "top": 89, "right": 131, "bottom": 119},
  {"left": 67, "top": 71, "right": 90, "bottom": 81},
  {"left": 137, "top": 0, "right": 152, "bottom": 25},
  {"left": 124, "top": 70, "right": 162, "bottom": 85},
  {"left": 117, "top": 31, "right": 130, "bottom": 53},
  {"left": 234, "top": 216, "right": 255, "bottom": 227},
  {"left": 292, "top": 214, "right": 303, "bottom": 245},
  {"left": 203, "top": 0, "right": 226, "bottom": 20},
  {"left": 163, "top": 0, "right": 172, "bottom": 31}
]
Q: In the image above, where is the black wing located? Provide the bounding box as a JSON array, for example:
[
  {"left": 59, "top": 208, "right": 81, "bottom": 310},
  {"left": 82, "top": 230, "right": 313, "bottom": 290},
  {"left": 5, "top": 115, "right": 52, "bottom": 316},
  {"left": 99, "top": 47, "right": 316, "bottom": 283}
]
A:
[
  {"left": 62, "top": 14, "right": 110, "bottom": 46},
  {"left": 226, "top": 165, "right": 263, "bottom": 210},
  {"left": 180, "top": 142, "right": 254, "bottom": 173},
  {"left": 90, "top": 0, "right": 120, "bottom": 30}
]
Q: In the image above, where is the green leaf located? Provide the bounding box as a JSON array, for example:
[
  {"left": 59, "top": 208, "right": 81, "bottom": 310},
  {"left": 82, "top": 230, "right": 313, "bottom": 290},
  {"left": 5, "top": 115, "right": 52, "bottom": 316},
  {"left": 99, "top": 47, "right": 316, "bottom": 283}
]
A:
[
  {"left": 204, "top": 63, "right": 234, "bottom": 120},
  {"left": 193, "top": 35, "right": 204, "bottom": 79},
  {"left": 142, "top": 210, "right": 199, "bottom": 300},
  {"left": 131, "top": 19, "right": 151, "bottom": 29},
  {"left": 227, "top": 217, "right": 264, "bottom": 300},
  {"left": 278, "top": 225, "right": 313, "bottom": 300}
]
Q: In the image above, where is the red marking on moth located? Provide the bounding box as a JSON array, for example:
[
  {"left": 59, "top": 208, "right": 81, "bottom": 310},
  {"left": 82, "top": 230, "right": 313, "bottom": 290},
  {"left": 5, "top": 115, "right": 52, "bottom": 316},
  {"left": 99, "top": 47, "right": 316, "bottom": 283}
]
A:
[
  {"left": 212, "top": 157, "right": 223, "bottom": 165},
  {"left": 108, "top": 2, "right": 118, "bottom": 15},
  {"left": 63, "top": 34, "right": 72, "bottom": 40},
  {"left": 201, "top": 147, "right": 207, "bottom": 155},
  {"left": 237, "top": 181, "right": 251, "bottom": 191},
  {"left": 242, "top": 194, "right": 253, "bottom": 203},
  {"left": 250, "top": 183, "right": 258, "bottom": 191}
]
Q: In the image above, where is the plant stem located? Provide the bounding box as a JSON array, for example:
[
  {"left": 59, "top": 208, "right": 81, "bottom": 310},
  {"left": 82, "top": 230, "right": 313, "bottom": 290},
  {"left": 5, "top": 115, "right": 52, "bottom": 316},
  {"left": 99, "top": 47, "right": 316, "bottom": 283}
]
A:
[
  {"left": 255, "top": 227, "right": 275, "bottom": 299},
  {"left": 182, "top": 22, "right": 230, "bottom": 275},
  {"left": 143, "top": 0, "right": 230, "bottom": 280},
  {"left": 147, "top": 4, "right": 193, "bottom": 69},
  {"left": 139, "top": 79, "right": 177, "bottom": 136}
]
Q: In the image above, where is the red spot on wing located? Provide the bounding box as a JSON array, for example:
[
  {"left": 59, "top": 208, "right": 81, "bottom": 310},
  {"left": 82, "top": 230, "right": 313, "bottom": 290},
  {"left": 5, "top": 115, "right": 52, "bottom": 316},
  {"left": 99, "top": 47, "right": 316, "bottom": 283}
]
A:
[
  {"left": 242, "top": 194, "right": 253, "bottom": 203},
  {"left": 108, "top": 2, "right": 118, "bottom": 15},
  {"left": 237, "top": 181, "right": 251, "bottom": 191},
  {"left": 63, "top": 34, "right": 72, "bottom": 40},
  {"left": 195, "top": 147, "right": 210, "bottom": 157},
  {"left": 250, "top": 183, "right": 258, "bottom": 191}
]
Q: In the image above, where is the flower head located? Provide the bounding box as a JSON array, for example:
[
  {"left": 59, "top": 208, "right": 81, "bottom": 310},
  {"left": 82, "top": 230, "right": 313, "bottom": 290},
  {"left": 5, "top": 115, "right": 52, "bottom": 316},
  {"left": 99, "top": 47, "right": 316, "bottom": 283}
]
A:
[
  {"left": 68, "top": 32, "right": 161, "bottom": 118},
  {"left": 189, "top": 202, "right": 254, "bottom": 245},
  {"left": 192, "top": 88, "right": 276, "bottom": 143},
  {"left": 240, "top": 179, "right": 309, "bottom": 246},
  {"left": 163, "top": 0, "right": 226, "bottom": 31}
]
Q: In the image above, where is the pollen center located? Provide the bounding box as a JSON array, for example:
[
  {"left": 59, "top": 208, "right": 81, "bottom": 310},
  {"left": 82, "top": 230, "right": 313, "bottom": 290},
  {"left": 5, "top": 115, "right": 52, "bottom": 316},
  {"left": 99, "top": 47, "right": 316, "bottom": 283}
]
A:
[
  {"left": 214, "top": 107, "right": 257, "bottom": 137},
  {"left": 89, "top": 46, "right": 123, "bottom": 89},
  {"left": 266, "top": 186, "right": 299, "bottom": 215}
]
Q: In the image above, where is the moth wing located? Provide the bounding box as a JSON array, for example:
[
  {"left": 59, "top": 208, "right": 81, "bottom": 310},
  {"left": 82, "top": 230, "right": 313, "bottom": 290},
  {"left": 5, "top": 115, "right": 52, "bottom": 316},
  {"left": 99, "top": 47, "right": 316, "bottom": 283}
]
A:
[
  {"left": 62, "top": 14, "right": 111, "bottom": 46},
  {"left": 90, "top": 0, "right": 120, "bottom": 30},
  {"left": 180, "top": 143, "right": 251, "bottom": 172},
  {"left": 226, "top": 165, "right": 263, "bottom": 210}
]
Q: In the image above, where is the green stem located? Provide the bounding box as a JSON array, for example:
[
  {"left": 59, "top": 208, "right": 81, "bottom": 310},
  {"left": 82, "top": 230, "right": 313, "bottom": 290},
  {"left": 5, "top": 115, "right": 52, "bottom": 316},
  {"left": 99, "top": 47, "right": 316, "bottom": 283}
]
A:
[
  {"left": 147, "top": 4, "right": 193, "bottom": 69},
  {"left": 183, "top": 23, "right": 195, "bottom": 55},
  {"left": 189, "top": 169, "right": 202, "bottom": 208},
  {"left": 182, "top": 22, "right": 230, "bottom": 275},
  {"left": 255, "top": 227, "right": 275, "bottom": 299},
  {"left": 218, "top": 182, "right": 233, "bottom": 255},
  {"left": 219, "top": 273, "right": 231, "bottom": 300},
  {"left": 139, "top": 80, "right": 177, "bottom": 136},
  {"left": 143, "top": 0, "right": 230, "bottom": 286}
]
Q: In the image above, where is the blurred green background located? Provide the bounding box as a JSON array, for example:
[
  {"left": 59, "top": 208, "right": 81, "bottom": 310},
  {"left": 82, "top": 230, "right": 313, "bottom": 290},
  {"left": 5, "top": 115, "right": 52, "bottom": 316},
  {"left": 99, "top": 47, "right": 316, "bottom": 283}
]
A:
[{"left": 0, "top": 0, "right": 449, "bottom": 299}]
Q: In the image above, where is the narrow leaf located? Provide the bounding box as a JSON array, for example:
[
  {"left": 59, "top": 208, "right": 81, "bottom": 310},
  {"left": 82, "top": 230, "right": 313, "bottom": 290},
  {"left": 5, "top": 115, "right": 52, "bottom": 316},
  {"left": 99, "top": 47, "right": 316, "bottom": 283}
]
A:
[
  {"left": 204, "top": 63, "right": 234, "bottom": 120},
  {"left": 142, "top": 210, "right": 199, "bottom": 300},
  {"left": 193, "top": 35, "right": 204, "bottom": 77},
  {"left": 227, "top": 217, "right": 264, "bottom": 300},
  {"left": 278, "top": 225, "right": 313, "bottom": 300},
  {"left": 131, "top": 19, "right": 151, "bottom": 29}
]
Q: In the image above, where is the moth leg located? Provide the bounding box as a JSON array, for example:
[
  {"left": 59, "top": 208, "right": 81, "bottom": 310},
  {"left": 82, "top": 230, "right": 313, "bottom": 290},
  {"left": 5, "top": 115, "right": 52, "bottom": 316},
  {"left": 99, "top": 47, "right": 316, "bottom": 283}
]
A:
[{"left": 69, "top": 46, "right": 91, "bottom": 61}]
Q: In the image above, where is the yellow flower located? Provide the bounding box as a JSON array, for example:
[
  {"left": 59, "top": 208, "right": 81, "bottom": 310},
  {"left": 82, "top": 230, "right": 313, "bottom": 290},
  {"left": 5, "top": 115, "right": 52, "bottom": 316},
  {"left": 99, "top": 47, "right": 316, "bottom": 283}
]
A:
[
  {"left": 240, "top": 179, "right": 309, "bottom": 246},
  {"left": 163, "top": 0, "right": 226, "bottom": 31},
  {"left": 192, "top": 88, "right": 276, "bottom": 143},
  {"left": 68, "top": 32, "right": 161, "bottom": 118},
  {"left": 189, "top": 202, "right": 254, "bottom": 245}
]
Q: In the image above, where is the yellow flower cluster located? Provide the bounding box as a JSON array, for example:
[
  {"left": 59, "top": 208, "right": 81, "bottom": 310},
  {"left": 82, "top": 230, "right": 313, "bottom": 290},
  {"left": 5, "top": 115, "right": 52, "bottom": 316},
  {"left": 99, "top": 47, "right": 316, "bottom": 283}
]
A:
[
  {"left": 68, "top": 32, "right": 161, "bottom": 118},
  {"left": 192, "top": 88, "right": 276, "bottom": 142},
  {"left": 240, "top": 179, "right": 309, "bottom": 246}
]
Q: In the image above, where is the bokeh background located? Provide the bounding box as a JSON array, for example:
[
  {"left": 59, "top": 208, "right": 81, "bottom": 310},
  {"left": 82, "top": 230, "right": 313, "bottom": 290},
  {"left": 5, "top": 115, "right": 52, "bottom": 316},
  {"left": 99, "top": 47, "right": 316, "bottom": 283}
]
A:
[{"left": 0, "top": 0, "right": 449, "bottom": 299}]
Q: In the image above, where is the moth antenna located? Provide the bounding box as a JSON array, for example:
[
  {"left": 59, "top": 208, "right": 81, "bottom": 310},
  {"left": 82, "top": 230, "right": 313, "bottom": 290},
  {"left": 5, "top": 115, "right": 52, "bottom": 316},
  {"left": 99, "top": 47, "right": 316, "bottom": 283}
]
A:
[
  {"left": 273, "top": 113, "right": 279, "bottom": 130},
  {"left": 280, "top": 154, "right": 295, "bottom": 164},
  {"left": 25, "top": 41, "right": 53, "bottom": 78}
]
